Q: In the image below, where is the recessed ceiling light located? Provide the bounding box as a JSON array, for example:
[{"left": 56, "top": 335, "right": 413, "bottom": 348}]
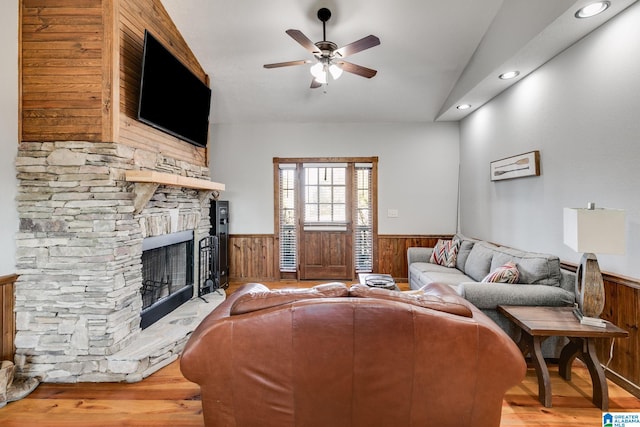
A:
[
  {"left": 499, "top": 71, "right": 520, "bottom": 80},
  {"left": 457, "top": 104, "right": 471, "bottom": 110},
  {"left": 575, "top": 1, "right": 610, "bottom": 18}
]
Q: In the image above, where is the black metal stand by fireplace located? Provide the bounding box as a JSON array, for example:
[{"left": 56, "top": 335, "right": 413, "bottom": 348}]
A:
[
  {"left": 198, "top": 235, "right": 223, "bottom": 296},
  {"left": 140, "top": 230, "right": 194, "bottom": 329}
]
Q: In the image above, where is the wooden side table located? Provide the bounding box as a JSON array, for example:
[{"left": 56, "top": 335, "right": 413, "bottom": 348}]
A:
[{"left": 498, "top": 305, "right": 628, "bottom": 410}]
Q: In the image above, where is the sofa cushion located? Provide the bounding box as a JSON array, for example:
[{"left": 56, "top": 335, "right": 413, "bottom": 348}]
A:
[
  {"left": 349, "top": 284, "right": 472, "bottom": 317},
  {"left": 230, "top": 282, "right": 349, "bottom": 315},
  {"left": 454, "top": 234, "right": 477, "bottom": 272},
  {"left": 464, "top": 241, "right": 497, "bottom": 282},
  {"left": 482, "top": 261, "right": 520, "bottom": 284},
  {"left": 409, "top": 262, "right": 472, "bottom": 287},
  {"left": 429, "top": 239, "right": 459, "bottom": 267},
  {"left": 410, "top": 262, "right": 465, "bottom": 276},
  {"left": 490, "top": 247, "right": 561, "bottom": 287}
]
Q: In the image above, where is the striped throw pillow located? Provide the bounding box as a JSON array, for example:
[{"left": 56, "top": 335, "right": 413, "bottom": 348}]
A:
[
  {"left": 429, "top": 239, "right": 459, "bottom": 268},
  {"left": 482, "top": 261, "right": 520, "bottom": 284}
]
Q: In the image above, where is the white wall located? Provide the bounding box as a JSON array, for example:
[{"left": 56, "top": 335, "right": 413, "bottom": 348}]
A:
[
  {"left": 459, "top": 2, "right": 640, "bottom": 279},
  {"left": 0, "top": 2, "right": 18, "bottom": 276},
  {"left": 210, "top": 122, "right": 460, "bottom": 235}
]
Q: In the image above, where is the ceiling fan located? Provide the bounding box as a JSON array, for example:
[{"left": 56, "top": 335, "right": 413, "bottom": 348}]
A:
[{"left": 264, "top": 8, "right": 381, "bottom": 89}]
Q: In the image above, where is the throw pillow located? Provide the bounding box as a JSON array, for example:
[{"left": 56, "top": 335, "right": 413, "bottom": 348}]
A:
[
  {"left": 429, "top": 239, "right": 459, "bottom": 268},
  {"left": 482, "top": 261, "right": 520, "bottom": 284}
]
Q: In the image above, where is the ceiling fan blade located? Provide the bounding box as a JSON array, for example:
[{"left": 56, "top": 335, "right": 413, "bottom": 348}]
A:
[
  {"left": 310, "top": 79, "right": 322, "bottom": 89},
  {"left": 263, "top": 60, "right": 310, "bottom": 69},
  {"left": 334, "top": 35, "right": 380, "bottom": 58},
  {"left": 286, "top": 29, "right": 320, "bottom": 55},
  {"left": 337, "top": 61, "right": 377, "bottom": 79}
]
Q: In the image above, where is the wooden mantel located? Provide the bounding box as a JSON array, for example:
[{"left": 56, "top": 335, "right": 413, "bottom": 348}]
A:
[{"left": 125, "top": 170, "right": 225, "bottom": 213}]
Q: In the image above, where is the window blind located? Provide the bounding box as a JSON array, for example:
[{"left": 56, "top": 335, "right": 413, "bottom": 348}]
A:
[
  {"left": 354, "top": 165, "right": 373, "bottom": 272},
  {"left": 279, "top": 166, "right": 297, "bottom": 272}
]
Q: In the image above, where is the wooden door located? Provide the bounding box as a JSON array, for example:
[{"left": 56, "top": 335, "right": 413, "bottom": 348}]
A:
[
  {"left": 299, "top": 164, "right": 354, "bottom": 280},
  {"left": 300, "top": 228, "right": 353, "bottom": 279}
]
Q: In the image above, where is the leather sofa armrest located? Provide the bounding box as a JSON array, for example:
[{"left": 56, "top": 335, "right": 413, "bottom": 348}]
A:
[
  {"left": 181, "top": 282, "right": 267, "bottom": 381},
  {"left": 457, "top": 282, "right": 575, "bottom": 310}
]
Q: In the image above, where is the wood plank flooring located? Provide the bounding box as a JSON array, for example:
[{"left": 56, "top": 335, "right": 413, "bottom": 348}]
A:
[{"left": 0, "top": 281, "right": 638, "bottom": 426}]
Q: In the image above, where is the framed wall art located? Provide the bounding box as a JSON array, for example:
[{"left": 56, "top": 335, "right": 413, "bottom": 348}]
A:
[{"left": 490, "top": 150, "right": 540, "bottom": 181}]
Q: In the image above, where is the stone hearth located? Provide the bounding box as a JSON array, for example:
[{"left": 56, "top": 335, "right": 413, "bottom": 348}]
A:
[{"left": 13, "top": 141, "right": 221, "bottom": 382}]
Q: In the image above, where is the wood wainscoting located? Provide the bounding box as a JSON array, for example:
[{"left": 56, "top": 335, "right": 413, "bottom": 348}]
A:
[
  {"left": 590, "top": 268, "right": 639, "bottom": 397},
  {"left": 228, "top": 234, "right": 452, "bottom": 283},
  {"left": 0, "top": 274, "right": 18, "bottom": 362},
  {"left": 377, "top": 234, "right": 452, "bottom": 280},
  {"left": 229, "top": 234, "right": 278, "bottom": 282}
]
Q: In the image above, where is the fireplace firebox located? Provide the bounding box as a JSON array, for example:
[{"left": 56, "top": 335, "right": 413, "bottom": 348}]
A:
[{"left": 140, "top": 230, "right": 194, "bottom": 329}]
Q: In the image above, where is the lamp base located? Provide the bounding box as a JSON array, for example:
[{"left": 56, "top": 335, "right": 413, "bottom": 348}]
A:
[
  {"left": 575, "top": 252, "right": 605, "bottom": 318},
  {"left": 573, "top": 306, "right": 607, "bottom": 328}
]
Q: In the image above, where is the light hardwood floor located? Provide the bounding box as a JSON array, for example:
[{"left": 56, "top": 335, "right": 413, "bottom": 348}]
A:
[{"left": 0, "top": 281, "right": 638, "bottom": 426}]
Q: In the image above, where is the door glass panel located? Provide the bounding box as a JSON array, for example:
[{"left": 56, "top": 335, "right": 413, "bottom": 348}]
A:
[
  {"left": 319, "top": 204, "right": 332, "bottom": 222},
  {"left": 319, "top": 186, "right": 332, "bottom": 203},
  {"left": 304, "top": 165, "right": 347, "bottom": 223}
]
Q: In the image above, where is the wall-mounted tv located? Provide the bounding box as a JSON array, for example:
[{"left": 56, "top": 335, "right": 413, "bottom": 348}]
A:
[{"left": 137, "top": 30, "right": 212, "bottom": 148}]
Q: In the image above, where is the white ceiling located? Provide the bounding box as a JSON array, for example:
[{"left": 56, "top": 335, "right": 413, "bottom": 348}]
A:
[{"left": 160, "top": 0, "right": 636, "bottom": 124}]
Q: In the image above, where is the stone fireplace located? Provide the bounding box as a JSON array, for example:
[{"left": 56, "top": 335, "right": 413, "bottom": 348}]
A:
[{"left": 13, "top": 141, "right": 224, "bottom": 382}]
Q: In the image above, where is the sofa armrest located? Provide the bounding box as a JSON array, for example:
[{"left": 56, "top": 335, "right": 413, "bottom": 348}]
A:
[
  {"left": 407, "top": 247, "right": 433, "bottom": 265},
  {"left": 457, "top": 282, "right": 575, "bottom": 310},
  {"left": 181, "top": 282, "right": 267, "bottom": 381},
  {"left": 407, "top": 247, "right": 434, "bottom": 286}
]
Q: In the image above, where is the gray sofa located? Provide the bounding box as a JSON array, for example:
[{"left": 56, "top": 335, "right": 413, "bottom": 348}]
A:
[{"left": 408, "top": 234, "right": 576, "bottom": 356}]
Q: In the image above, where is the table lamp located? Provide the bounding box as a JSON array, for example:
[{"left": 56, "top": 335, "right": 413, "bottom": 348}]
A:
[{"left": 563, "top": 203, "right": 625, "bottom": 326}]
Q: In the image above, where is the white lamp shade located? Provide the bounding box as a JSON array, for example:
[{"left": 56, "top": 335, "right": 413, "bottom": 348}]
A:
[
  {"left": 329, "top": 63, "right": 343, "bottom": 79},
  {"left": 563, "top": 207, "right": 625, "bottom": 254},
  {"left": 310, "top": 62, "right": 324, "bottom": 79}
]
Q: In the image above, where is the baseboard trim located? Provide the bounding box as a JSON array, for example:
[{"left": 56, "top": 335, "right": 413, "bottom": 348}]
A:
[{"left": 605, "top": 366, "right": 640, "bottom": 399}]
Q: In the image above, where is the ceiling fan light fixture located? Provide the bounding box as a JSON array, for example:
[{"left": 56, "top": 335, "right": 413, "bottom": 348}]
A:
[
  {"left": 310, "top": 62, "right": 325, "bottom": 79},
  {"left": 329, "top": 63, "right": 343, "bottom": 80},
  {"left": 314, "top": 73, "right": 328, "bottom": 85}
]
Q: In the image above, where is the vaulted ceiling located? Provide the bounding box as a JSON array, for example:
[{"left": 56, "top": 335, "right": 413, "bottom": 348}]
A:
[{"left": 160, "top": 0, "right": 636, "bottom": 124}]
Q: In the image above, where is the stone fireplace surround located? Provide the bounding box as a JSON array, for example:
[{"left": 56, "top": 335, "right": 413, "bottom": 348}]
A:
[{"left": 13, "top": 141, "right": 224, "bottom": 382}]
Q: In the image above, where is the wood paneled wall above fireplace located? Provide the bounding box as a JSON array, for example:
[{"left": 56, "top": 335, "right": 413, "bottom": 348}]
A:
[{"left": 20, "top": 0, "right": 208, "bottom": 165}]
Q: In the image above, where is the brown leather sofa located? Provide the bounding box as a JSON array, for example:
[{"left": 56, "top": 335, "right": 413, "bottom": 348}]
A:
[{"left": 180, "top": 282, "right": 526, "bottom": 427}]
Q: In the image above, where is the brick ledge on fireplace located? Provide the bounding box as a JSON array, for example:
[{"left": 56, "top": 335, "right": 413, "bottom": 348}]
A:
[{"left": 106, "top": 290, "right": 226, "bottom": 383}]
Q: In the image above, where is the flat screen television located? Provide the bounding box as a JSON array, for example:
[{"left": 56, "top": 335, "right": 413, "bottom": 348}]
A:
[{"left": 137, "top": 30, "right": 212, "bottom": 148}]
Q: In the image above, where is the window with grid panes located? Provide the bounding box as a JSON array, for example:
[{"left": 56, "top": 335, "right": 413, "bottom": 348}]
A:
[{"left": 303, "top": 165, "right": 346, "bottom": 224}]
